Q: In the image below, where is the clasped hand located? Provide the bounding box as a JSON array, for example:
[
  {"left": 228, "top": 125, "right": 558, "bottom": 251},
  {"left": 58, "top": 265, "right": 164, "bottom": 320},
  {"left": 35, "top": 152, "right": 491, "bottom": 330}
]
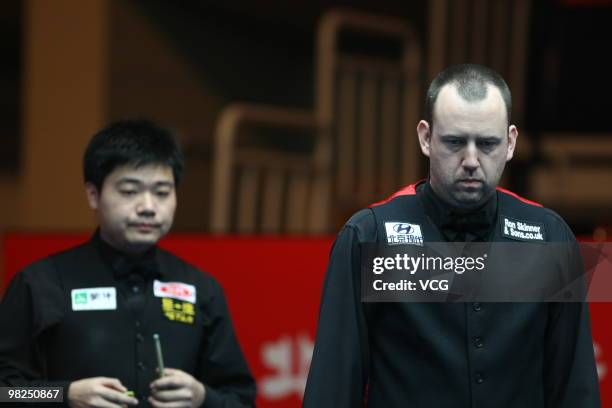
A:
[{"left": 68, "top": 368, "right": 205, "bottom": 408}]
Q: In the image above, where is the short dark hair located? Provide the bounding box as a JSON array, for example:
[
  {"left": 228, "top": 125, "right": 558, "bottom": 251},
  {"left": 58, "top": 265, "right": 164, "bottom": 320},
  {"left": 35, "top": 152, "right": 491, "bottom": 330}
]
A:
[
  {"left": 83, "top": 119, "right": 184, "bottom": 190},
  {"left": 425, "top": 64, "right": 512, "bottom": 130}
]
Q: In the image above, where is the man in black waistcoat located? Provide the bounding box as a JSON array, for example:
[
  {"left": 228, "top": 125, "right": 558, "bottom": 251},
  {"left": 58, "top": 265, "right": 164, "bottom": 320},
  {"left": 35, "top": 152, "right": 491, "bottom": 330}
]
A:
[
  {"left": 0, "top": 120, "right": 255, "bottom": 407},
  {"left": 303, "top": 64, "right": 600, "bottom": 407}
]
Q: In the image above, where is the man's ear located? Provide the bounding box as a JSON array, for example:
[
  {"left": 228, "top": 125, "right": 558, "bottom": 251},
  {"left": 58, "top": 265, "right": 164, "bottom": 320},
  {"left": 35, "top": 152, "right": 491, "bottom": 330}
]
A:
[
  {"left": 506, "top": 125, "right": 518, "bottom": 162},
  {"left": 417, "top": 120, "right": 432, "bottom": 158},
  {"left": 84, "top": 182, "right": 100, "bottom": 210}
]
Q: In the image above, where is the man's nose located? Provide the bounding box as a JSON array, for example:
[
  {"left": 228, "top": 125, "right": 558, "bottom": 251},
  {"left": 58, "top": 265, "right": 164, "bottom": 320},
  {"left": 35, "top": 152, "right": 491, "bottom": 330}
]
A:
[
  {"left": 462, "top": 141, "right": 480, "bottom": 172},
  {"left": 136, "top": 192, "right": 156, "bottom": 215}
]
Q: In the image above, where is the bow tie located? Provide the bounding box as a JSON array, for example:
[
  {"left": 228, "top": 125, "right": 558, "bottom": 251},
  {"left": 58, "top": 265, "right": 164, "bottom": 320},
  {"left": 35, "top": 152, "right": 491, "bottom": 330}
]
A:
[
  {"left": 113, "top": 257, "right": 159, "bottom": 279},
  {"left": 440, "top": 211, "right": 493, "bottom": 242}
]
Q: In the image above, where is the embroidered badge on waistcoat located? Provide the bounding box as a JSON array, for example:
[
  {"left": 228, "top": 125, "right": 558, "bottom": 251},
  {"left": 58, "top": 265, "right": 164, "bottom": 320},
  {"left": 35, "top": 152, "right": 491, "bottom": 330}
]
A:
[
  {"left": 384, "top": 222, "right": 424, "bottom": 246},
  {"left": 501, "top": 216, "right": 546, "bottom": 242},
  {"left": 71, "top": 287, "right": 117, "bottom": 311},
  {"left": 160, "top": 297, "right": 195, "bottom": 324}
]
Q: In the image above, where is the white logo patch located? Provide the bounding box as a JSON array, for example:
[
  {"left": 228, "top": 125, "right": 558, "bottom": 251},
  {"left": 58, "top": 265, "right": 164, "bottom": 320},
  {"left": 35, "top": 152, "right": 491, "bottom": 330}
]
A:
[
  {"left": 502, "top": 216, "right": 545, "bottom": 241},
  {"left": 154, "top": 280, "right": 196, "bottom": 303},
  {"left": 71, "top": 287, "right": 117, "bottom": 311},
  {"left": 384, "top": 222, "right": 424, "bottom": 246}
]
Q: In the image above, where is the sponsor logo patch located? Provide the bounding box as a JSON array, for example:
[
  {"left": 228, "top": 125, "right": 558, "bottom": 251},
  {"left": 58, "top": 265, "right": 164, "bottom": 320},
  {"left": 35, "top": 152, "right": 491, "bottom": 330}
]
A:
[
  {"left": 160, "top": 297, "right": 195, "bottom": 324},
  {"left": 384, "top": 222, "right": 424, "bottom": 246},
  {"left": 154, "top": 280, "right": 196, "bottom": 303},
  {"left": 71, "top": 287, "right": 117, "bottom": 311},
  {"left": 502, "top": 216, "right": 546, "bottom": 241}
]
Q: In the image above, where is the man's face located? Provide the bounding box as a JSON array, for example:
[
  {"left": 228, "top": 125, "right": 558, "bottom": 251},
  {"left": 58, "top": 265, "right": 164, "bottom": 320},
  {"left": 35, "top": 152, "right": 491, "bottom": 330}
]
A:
[
  {"left": 85, "top": 164, "right": 177, "bottom": 254},
  {"left": 417, "top": 83, "right": 517, "bottom": 210}
]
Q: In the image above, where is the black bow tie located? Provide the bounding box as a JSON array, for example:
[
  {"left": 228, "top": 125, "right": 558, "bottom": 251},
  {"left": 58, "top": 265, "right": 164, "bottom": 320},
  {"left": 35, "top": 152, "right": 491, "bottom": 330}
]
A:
[
  {"left": 440, "top": 211, "right": 493, "bottom": 242},
  {"left": 113, "top": 257, "right": 159, "bottom": 279}
]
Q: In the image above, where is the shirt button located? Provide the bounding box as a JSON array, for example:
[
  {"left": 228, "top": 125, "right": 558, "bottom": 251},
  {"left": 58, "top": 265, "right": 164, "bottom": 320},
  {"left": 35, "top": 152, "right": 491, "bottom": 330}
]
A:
[
  {"left": 472, "top": 302, "right": 482, "bottom": 312},
  {"left": 474, "top": 336, "right": 484, "bottom": 348},
  {"left": 137, "top": 361, "right": 146, "bottom": 370},
  {"left": 135, "top": 321, "right": 141, "bottom": 328},
  {"left": 475, "top": 373, "right": 485, "bottom": 384},
  {"left": 136, "top": 333, "right": 144, "bottom": 343},
  {"left": 132, "top": 285, "right": 140, "bottom": 293}
]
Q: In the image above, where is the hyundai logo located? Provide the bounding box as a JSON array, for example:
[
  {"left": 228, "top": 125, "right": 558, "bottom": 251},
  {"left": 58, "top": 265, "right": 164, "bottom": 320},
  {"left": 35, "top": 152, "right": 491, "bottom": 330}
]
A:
[{"left": 393, "top": 223, "right": 412, "bottom": 234}]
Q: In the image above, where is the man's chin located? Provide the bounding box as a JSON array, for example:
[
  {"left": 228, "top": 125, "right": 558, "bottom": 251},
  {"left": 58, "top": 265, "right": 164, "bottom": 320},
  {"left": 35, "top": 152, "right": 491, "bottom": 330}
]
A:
[
  {"left": 450, "top": 192, "right": 486, "bottom": 209},
  {"left": 125, "top": 233, "right": 162, "bottom": 249}
]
